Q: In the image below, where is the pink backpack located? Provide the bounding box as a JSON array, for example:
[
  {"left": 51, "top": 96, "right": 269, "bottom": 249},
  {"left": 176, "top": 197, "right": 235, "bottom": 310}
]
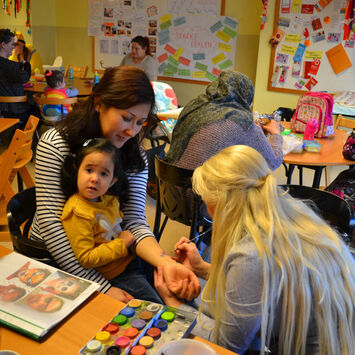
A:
[{"left": 291, "top": 92, "right": 334, "bottom": 138}]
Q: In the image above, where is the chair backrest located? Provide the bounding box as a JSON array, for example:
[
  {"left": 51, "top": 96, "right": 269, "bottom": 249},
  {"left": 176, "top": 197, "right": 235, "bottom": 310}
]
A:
[
  {"left": 65, "top": 65, "right": 88, "bottom": 79},
  {"left": 52, "top": 56, "right": 63, "bottom": 67},
  {"left": 33, "top": 93, "right": 77, "bottom": 123},
  {"left": 0, "top": 95, "right": 27, "bottom": 103},
  {"left": 280, "top": 184, "right": 353, "bottom": 237},
  {"left": 7, "top": 187, "right": 52, "bottom": 259},
  {"left": 335, "top": 114, "right": 355, "bottom": 129},
  {"left": 154, "top": 156, "right": 205, "bottom": 236}
]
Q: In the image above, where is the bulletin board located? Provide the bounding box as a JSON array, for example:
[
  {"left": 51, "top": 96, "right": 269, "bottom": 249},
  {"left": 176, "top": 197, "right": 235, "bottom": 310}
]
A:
[
  {"left": 268, "top": 0, "right": 355, "bottom": 94},
  {"left": 89, "top": 0, "right": 238, "bottom": 85}
]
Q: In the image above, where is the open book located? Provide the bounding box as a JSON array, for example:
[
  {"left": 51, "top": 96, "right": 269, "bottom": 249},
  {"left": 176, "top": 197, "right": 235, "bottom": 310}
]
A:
[{"left": 0, "top": 251, "right": 100, "bottom": 340}]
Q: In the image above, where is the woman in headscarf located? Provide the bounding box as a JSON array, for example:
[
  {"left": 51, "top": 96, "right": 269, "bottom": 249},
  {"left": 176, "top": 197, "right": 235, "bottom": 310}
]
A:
[{"left": 166, "top": 71, "right": 283, "bottom": 171}]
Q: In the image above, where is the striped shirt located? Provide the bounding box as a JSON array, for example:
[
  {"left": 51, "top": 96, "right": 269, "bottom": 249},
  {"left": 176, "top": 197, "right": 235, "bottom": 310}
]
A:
[{"left": 30, "top": 128, "right": 154, "bottom": 292}]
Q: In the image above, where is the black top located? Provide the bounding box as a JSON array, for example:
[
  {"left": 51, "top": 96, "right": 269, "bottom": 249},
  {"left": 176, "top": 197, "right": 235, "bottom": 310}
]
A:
[{"left": 0, "top": 57, "right": 31, "bottom": 113}]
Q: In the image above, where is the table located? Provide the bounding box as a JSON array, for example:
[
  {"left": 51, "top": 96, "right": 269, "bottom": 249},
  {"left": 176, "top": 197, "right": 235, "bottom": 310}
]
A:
[
  {"left": 24, "top": 77, "right": 94, "bottom": 97},
  {"left": 282, "top": 122, "right": 354, "bottom": 188},
  {"left": 0, "top": 246, "right": 237, "bottom": 355},
  {"left": 0, "top": 118, "right": 20, "bottom": 134}
]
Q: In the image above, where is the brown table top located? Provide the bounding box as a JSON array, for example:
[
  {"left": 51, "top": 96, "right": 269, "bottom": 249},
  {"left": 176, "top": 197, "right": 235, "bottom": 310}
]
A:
[
  {"left": 0, "top": 118, "right": 20, "bottom": 134},
  {"left": 0, "top": 246, "right": 237, "bottom": 355},
  {"left": 24, "top": 77, "right": 94, "bottom": 97},
  {"left": 282, "top": 122, "right": 354, "bottom": 167}
]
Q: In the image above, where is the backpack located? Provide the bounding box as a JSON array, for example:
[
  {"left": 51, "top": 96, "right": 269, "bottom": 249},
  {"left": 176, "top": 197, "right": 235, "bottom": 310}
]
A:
[{"left": 291, "top": 92, "right": 334, "bottom": 138}]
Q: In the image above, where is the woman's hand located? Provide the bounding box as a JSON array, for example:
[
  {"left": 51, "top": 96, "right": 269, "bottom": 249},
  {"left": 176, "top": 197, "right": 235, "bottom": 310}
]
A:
[
  {"left": 161, "top": 262, "right": 201, "bottom": 301},
  {"left": 119, "top": 230, "right": 135, "bottom": 248},
  {"left": 154, "top": 266, "right": 183, "bottom": 308},
  {"left": 174, "top": 237, "right": 210, "bottom": 280},
  {"left": 105, "top": 286, "right": 133, "bottom": 303},
  {"left": 261, "top": 119, "right": 281, "bottom": 135}
]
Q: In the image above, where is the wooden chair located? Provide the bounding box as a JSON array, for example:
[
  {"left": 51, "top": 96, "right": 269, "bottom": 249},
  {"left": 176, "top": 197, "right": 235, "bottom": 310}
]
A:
[
  {"left": 64, "top": 65, "right": 88, "bottom": 79},
  {"left": 334, "top": 114, "right": 355, "bottom": 130},
  {"left": 0, "top": 115, "right": 39, "bottom": 240},
  {"left": 33, "top": 93, "right": 77, "bottom": 126},
  {"left": 0, "top": 95, "right": 27, "bottom": 119},
  {"left": 153, "top": 156, "right": 212, "bottom": 242}
]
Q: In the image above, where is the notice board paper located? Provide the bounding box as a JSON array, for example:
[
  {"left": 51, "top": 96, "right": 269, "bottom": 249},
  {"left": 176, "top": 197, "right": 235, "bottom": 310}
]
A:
[{"left": 325, "top": 43, "right": 352, "bottom": 74}]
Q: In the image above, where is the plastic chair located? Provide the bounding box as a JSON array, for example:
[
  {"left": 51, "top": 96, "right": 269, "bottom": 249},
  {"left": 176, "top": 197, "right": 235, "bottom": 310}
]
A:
[
  {"left": 153, "top": 156, "right": 211, "bottom": 242},
  {"left": 42, "top": 56, "right": 63, "bottom": 71},
  {"left": 64, "top": 65, "right": 88, "bottom": 79},
  {"left": 279, "top": 184, "right": 353, "bottom": 239},
  {"left": 33, "top": 93, "right": 77, "bottom": 126},
  {"left": 0, "top": 116, "right": 39, "bottom": 239},
  {"left": 7, "top": 187, "right": 52, "bottom": 259}
]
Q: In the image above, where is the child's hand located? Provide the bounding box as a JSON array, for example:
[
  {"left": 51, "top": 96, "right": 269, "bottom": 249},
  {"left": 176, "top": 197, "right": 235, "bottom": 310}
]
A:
[{"left": 118, "top": 230, "right": 135, "bottom": 248}]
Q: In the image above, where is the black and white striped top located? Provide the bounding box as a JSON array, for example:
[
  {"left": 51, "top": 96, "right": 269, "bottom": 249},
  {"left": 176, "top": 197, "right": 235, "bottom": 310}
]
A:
[{"left": 30, "top": 128, "right": 154, "bottom": 292}]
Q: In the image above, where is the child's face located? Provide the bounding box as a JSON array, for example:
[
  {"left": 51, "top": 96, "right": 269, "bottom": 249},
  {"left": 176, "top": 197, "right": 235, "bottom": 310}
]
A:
[{"left": 77, "top": 151, "right": 117, "bottom": 201}]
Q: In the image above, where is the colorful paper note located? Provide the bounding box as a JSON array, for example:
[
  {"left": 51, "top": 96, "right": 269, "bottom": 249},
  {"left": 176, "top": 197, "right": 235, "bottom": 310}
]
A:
[
  {"left": 216, "top": 30, "right": 230, "bottom": 43},
  {"left": 218, "top": 42, "right": 232, "bottom": 52},
  {"left": 212, "top": 53, "right": 226, "bottom": 64},
  {"left": 192, "top": 71, "right": 206, "bottom": 78},
  {"left": 325, "top": 43, "right": 352, "bottom": 74},
  {"left": 305, "top": 51, "right": 323, "bottom": 60},
  {"left": 281, "top": 44, "right": 297, "bottom": 54}
]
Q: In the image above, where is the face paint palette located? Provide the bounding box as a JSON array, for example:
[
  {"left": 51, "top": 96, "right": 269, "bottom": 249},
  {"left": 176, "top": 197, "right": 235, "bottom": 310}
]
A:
[{"left": 79, "top": 299, "right": 197, "bottom": 354}]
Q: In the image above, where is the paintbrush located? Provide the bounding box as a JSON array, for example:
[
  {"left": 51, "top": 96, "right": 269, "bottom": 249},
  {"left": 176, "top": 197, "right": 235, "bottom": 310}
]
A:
[{"left": 173, "top": 228, "right": 212, "bottom": 253}]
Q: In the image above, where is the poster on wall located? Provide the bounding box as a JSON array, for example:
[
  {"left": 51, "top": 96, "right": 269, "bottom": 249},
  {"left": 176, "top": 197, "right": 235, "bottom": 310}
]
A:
[
  {"left": 88, "top": 0, "right": 159, "bottom": 68},
  {"left": 268, "top": 0, "right": 354, "bottom": 94},
  {"left": 157, "top": 14, "right": 237, "bottom": 82}
]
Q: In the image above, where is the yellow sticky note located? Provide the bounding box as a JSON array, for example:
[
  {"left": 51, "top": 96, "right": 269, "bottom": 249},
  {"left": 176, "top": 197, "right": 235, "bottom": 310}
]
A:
[
  {"left": 285, "top": 34, "right": 302, "bottom": 43},
  {"left": 212, "top": 53, "right": 226, "bottom": 64},
  {"left": 173, "top": 47, "right": 184, "bottom": 60},
  {"left": 218, "top": 42, "right": 232, "bottom": 52},
  {"left": 305, "top": 50, "right": 323, "bottom": 60},
  {"left": 281, "top": 44, "right": 297, "bottom": 54},
  {"left": 192, "top": 71, "right": 206, "bottom": 78},
  {"left": 160, "top": 13, "right": 172, "bottom": 23},
  {"left": 292, "top": 0, "right": 302, "bottom": 12},
  {"left": 216, "top": 30, "right": 230, "bottom": 43}
]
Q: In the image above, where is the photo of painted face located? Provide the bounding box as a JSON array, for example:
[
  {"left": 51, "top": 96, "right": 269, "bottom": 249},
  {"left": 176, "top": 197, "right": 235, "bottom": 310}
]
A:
[
  {"left": 26, "top": 293, "right": 64, "bottom": 313},
  {"left": 6, "top": 262, "right": 51, "bottom": 287},
  {"left": 0, "top": 284, "right": 26, "bottom": 302},
  {"left": 41, "top": 277, "right": 81, "bottom": 300}
]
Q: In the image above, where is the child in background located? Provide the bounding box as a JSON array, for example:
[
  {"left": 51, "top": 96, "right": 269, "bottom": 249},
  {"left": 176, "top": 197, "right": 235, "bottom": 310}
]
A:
[
  {"left": 60, "top": 138, "right": 136, "bottom": 286},
  {"left": 42, "top": 69, "right": 78, "bottom": 119}
]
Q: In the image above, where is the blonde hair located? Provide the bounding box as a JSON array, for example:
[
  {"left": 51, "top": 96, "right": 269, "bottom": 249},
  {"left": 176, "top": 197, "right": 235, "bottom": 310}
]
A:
[{"left": 192, "top": 145, "right": 355, "bottom": 355}]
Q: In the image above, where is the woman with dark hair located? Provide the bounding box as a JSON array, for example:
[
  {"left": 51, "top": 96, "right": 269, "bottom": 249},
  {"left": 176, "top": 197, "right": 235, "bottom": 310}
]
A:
[
  {"left": 120, "top": 36, "right": 157, "bottom": 81},
  {"left": 0, "top": 28, "right": 31, "bottom": 121},
  {"left": 30, "top": 66, "right": 200, "bottom": 302}
]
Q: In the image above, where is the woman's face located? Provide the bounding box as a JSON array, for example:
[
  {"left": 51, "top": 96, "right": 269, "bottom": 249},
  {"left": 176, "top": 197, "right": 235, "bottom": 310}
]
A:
[
  {"left": 131, "top": 42, "right": 146, "bottom": 60},
  {"left": 98, "top": 102, "right": 151, "bottom": 149},
  {"left": 13, "top": 42, "right": 24, "bottom": 57}
]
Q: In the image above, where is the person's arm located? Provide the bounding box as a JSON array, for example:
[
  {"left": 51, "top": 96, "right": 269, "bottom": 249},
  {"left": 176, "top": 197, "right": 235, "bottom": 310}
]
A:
[
  {"left": 247, "top": 122, "right": 283, "bottom": 171},
  {"left": 7, "top": 60, "right": 31, "bottom": 84},
  {"left": 32, "top": 130, "right": 112, "bottom": 292},
  {"left": 120, "top": 148, "right": 200, "bottom": 298},
  {"left": 145, "top": 56, "right": 157, "bottom": 81},
  {"left": 65, "top": 87, "right": 79, "bottom": 97},
  {"left": 63, "top": 213, "right": 129, "bottom": 269}
]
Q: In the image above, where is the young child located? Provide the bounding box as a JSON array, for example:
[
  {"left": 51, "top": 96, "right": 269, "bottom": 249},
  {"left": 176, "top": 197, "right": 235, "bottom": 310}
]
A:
[
  {"left": 60, "top": 138, "right": 136, "bottom": 283},
  {"left": 42, "top": 69, "right": 78, "bottom": 119}
]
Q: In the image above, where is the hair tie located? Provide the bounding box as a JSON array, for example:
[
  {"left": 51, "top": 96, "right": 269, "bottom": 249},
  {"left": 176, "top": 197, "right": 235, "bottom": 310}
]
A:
[
  {"left": 83, "top": 139, "right": 93, "bottom": 147},
  {"left": 45, "top": 70, "right": 53, "bottom": 77}
]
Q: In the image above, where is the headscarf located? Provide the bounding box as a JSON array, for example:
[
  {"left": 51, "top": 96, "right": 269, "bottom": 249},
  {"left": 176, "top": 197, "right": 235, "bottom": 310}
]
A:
[{"left": 166, "top": 70, "right": 255, "bottom": 162}]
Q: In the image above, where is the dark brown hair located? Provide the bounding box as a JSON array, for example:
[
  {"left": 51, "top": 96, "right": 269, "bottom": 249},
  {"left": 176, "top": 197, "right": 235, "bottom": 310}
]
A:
[
  {"left": 132, "top": 36, "right": 151, "bottom": 56},
  {"left": 57, "top": 66, "right": 156, "bottom": 172},
  {"left": 0, "top": 28, "right": 14, "bottom": 44},
  {"left": 45, "top": 70, "right": 64, "bottom": 88}
]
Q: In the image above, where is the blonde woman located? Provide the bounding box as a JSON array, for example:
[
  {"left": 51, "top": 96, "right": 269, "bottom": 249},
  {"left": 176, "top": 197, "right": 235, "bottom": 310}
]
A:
[{"left": 155, "top": 145, "right": 355, "bottom": 354}]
